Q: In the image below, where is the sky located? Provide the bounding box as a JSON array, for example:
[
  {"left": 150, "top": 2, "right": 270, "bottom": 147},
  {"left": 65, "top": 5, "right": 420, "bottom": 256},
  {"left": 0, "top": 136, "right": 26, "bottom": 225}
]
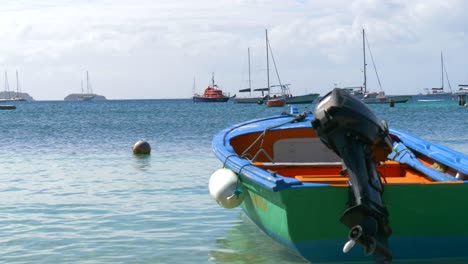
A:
[{"left": 1, "top": 0, "right": 468, "bottom": 100}]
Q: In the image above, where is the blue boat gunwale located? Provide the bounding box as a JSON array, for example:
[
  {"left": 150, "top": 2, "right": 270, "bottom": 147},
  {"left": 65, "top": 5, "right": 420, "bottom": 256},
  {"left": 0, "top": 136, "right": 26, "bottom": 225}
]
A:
[
  {"left": 212, "top": 112, "right": 468, "bottom": 192},
  {"left": 390, "top": 128, "right": 468, "bottom": 175}
]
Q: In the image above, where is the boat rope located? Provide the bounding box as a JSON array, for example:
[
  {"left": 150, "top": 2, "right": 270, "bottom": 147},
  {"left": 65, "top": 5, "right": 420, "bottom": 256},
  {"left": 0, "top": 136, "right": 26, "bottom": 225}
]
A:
[
  {"left": 389, "top": 143, "right": 411, "bottom": 160},
  {"left": 443, "top": 60, "right": 453, "bottom": 93},
  {"left": 364, "top": 33, "right": 383, "bottom": 91},
  {"left": 241, "top": 113, "right": 307, "bottom": 162},
  {"left": 222, "top": 115, "right": 287, "bottom": 146},
  {"left": 378, "top": 166, "right": 388, "bottom": 184},
  {"left": 250, "top": 149, "right": 273, "bottom": 163},
  {"left": 233, "top": 181, "right": 242, "bottom": 197},
  {"left": 238, "top": 163, "right": 255, "bottom": 176},
  {"left": 268, "top": 40, "right": 283, "bottom": 89},
  {"left": 223, "top": 154, "right": 238, "bottom": 168}
]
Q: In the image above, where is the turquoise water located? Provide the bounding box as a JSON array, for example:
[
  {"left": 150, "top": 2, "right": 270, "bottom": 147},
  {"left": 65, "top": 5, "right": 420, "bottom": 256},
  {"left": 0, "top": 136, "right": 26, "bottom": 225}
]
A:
[{"left": 0, "top": 100, "right": 466, "bottom": 263}]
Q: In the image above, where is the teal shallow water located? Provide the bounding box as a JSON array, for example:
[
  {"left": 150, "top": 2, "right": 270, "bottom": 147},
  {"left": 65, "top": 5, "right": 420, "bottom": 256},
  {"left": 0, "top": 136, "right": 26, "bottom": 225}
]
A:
[{"left": 0, "top": 100, "right": 466, "bottom": 263}]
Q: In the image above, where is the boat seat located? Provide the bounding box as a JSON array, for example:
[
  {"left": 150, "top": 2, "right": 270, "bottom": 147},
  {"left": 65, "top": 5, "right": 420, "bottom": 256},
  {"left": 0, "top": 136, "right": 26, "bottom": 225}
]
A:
[
  {"left": 253, "top": 161, "right": 342, "bottom": 167},
  {"left": 273, "top": 138, "right": 341, "bottom": 163},
  {"left": 296, "top": 174, "right": 434, "bottom": 185}
]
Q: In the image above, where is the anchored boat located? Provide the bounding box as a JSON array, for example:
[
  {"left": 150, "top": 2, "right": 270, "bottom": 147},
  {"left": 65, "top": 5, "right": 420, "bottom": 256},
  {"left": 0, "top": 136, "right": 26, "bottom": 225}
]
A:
[
  {"left": 210, "top": 88, "right": 468, "bottom": 263},
  {"left": 193, "top": 73, "right": 231, "bottom": 103},
  {"left": 356, "top": 29, "right": 411, "bottom": 104}
]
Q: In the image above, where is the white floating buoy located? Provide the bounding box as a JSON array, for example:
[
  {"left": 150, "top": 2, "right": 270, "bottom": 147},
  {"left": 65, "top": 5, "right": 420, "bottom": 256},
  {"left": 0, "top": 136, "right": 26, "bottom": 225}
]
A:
[
  {"left": 133, "top": 140, "right": 151, "bottom": 155},
  {"left": 209, "top": 168, "right": 244, "bottom": 209}
]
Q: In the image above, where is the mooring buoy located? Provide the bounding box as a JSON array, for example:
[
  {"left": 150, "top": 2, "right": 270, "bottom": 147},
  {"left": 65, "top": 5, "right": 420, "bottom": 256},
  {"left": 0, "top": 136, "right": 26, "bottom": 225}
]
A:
[{"left": 133, "top": 140, "right": 151, "bottom": 155}]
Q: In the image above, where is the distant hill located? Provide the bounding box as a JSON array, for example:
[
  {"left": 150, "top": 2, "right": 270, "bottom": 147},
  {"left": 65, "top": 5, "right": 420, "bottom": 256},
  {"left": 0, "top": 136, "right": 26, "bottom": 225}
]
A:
[
  {"left": 64, "top": 94, "right": 107, "bottom": 101},
  {"left": 0, "top": 91, "right": 34, "bottom": 101}
]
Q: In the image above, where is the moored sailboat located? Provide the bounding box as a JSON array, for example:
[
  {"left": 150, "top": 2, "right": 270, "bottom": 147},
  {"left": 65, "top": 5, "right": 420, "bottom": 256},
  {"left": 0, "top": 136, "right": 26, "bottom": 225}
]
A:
[
  {"left": 358, "top": 29, "right": 410, "bottom": 104},
  {"left": 79, "top": 71, "right": 95, "bottom": 101},
  {"left": 236, "top": 31, "right": 319, "bottom": 105},
  {"left": 234, "top": 48, "right": 265, "bottom": 104},
  {"left": 263, "top": 29, "right": 286, "bottom": 107},
  {"left": 11, "top": 71, "right": 27, "bottom": 101},
  {"left": 64, "top": 71, "right": 106, "bottom": 101},
  {"left": 413, "top": 52, "right": 456, "bottom": 102}
]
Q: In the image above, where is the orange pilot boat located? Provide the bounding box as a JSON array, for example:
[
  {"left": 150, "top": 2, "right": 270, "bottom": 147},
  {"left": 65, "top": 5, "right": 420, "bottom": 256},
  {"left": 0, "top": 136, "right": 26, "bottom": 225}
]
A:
[{"left": 193, "top": 73, "right": 231, "bottom": 103}]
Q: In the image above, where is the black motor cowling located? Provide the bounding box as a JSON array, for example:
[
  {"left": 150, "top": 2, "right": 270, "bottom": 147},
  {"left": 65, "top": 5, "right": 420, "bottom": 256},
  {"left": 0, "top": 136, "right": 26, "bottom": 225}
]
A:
[{"left": 312, "top": 88, "right": 393, "bottom": 263}]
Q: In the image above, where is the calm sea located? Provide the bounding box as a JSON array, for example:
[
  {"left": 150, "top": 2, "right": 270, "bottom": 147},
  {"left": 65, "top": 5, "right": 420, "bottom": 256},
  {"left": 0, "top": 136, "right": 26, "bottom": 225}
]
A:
[{"left": 0, "top": 99, "right": 466, "bottom": 264}]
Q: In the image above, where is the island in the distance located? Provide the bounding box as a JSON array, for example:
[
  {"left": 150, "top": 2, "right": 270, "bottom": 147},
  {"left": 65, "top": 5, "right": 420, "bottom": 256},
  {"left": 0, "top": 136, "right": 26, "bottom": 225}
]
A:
[
  {"left": 0, "top": 91, "right": 35, "bottom": 101},
  {"left": 64, "top": 93, "right": 107, "bottom": 101}
]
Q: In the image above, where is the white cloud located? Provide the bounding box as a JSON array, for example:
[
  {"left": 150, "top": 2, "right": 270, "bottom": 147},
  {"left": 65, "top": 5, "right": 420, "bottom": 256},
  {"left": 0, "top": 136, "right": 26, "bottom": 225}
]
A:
[{"left": 0, "top": 0, "right": 467, "bottom": 100}]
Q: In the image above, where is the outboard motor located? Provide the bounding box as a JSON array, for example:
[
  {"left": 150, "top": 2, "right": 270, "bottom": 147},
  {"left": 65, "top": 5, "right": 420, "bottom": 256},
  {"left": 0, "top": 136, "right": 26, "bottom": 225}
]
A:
[{"left": 312, "top": 88, "right": 393, "bottom": 263}]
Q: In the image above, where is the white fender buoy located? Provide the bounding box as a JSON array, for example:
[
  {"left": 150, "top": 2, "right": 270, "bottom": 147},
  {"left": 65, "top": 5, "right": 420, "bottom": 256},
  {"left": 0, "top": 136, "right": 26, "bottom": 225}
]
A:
[{"left": 209, "top": 168, "right": 244, "bottom": 209}]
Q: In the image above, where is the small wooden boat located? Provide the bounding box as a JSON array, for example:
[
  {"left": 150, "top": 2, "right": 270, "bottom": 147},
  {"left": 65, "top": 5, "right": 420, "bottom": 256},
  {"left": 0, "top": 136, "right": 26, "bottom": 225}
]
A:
[
  {"left": 193, "top": 73, "right": 230, "bottom": 103},
  {"left": 210, "top": 88, "right": 468, "bottom": 263},
  {"left": 265, "top": 96, "right": 286, "bottom": 107}
]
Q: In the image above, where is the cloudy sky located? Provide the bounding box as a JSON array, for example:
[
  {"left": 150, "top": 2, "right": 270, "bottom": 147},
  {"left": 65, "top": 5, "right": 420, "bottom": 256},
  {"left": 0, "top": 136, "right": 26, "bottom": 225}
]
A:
[{"left": 1, "top": 0, "right": 467, "bottom": 100}]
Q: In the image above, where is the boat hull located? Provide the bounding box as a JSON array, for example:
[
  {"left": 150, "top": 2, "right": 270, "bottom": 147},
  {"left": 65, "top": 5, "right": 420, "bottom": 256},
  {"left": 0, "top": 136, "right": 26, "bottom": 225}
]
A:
[
  {"left": 362, "top": 95, "right": 411, "bottom": 104},
  {"left": 285, "top": 93, "right": 320, "bottom": 104},
  {"left": 266, "top": 99, "right": 286, "bottom": 107},
  {"left": 193, "top": 96, "right": 230, "bottom": 103},
  {"left": 212, "top": 113, "right": 468, "bottom": 262},
  {"left": 239, "top": 177, "right": 468, "bottom": 263},
  {"left": 412, "top": 93, "right": 457, "bottom": 102},
  {"left": 0, "top": 104, "right": 16, "bottom": 110},
  {"left": 234, "top": 97, "right": 264, "bottom": 104}
]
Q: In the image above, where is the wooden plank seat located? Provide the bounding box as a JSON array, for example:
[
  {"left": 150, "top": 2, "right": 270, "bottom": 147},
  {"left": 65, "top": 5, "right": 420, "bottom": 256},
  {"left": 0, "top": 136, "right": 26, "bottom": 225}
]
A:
[{"left": 296, "top": 171, "right": 434, "bottom": 185}]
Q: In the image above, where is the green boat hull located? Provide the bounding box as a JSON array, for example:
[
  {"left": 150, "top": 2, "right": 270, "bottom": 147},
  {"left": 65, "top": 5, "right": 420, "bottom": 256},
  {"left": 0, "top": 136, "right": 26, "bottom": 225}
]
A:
[
  {"left": 239, "top": 176, "right": 468, "bottom": 262},
  {"left": 285, "top": 93, "right": 320, "bottom": 104}
]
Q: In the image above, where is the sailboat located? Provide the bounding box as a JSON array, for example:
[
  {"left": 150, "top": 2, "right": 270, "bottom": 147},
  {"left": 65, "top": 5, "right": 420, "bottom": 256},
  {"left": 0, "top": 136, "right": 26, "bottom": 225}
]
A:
[
  {"left": 262, "top": 30, "right": 287, "bottom": 107},
  {"left": 357, "top": 29, "right": 411, "bottom": 104},
  {"left": 12, "top": 71, "right": 27, "bottom": 101},
  {"left": 1, "top": 71, "right": 12, "bottom": 102},
  {"left": 79, "top": 71, "right": 95, "bottom": 101},
  {"left": 413, "top": 52, "right": 456, "bottom": 102},
  {"left": 265, "top": 30, "right": 320, "bottom": 105},
  {"left": 0, "top": 72, "right": 17, "bottom": 108},
  {"left": 234, "top": 48, "right": 268, "bottom": 104},
  {"left": 235, "top": 31, "right": 319, "bottom": 105}
]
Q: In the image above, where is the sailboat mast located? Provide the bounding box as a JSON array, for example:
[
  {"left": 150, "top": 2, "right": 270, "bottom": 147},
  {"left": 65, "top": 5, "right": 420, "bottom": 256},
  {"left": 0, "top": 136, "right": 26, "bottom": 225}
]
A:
[
  {"left": 266, "top": 29, "right": 270, "bottom": 94},
  {"left": 248, "top": 47, "right": 252, "bottom": 97},
  {"left": 362, "top": 29, "right": 367, "bottom": 93},
  {"left": 192, "top": 77, "right": 196, "bottom": 95},
  {"left": 441, "top": 52, "right": 444, "bottom": 90},
  {"left": 16, "top": 70, "right": 20, "bottom": 94},
  {"left": 86, "top": 71, "right": 93, "bottom": 95},
  {"left": 4, "top": 71, "right": 10, "bottom": 100}
]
